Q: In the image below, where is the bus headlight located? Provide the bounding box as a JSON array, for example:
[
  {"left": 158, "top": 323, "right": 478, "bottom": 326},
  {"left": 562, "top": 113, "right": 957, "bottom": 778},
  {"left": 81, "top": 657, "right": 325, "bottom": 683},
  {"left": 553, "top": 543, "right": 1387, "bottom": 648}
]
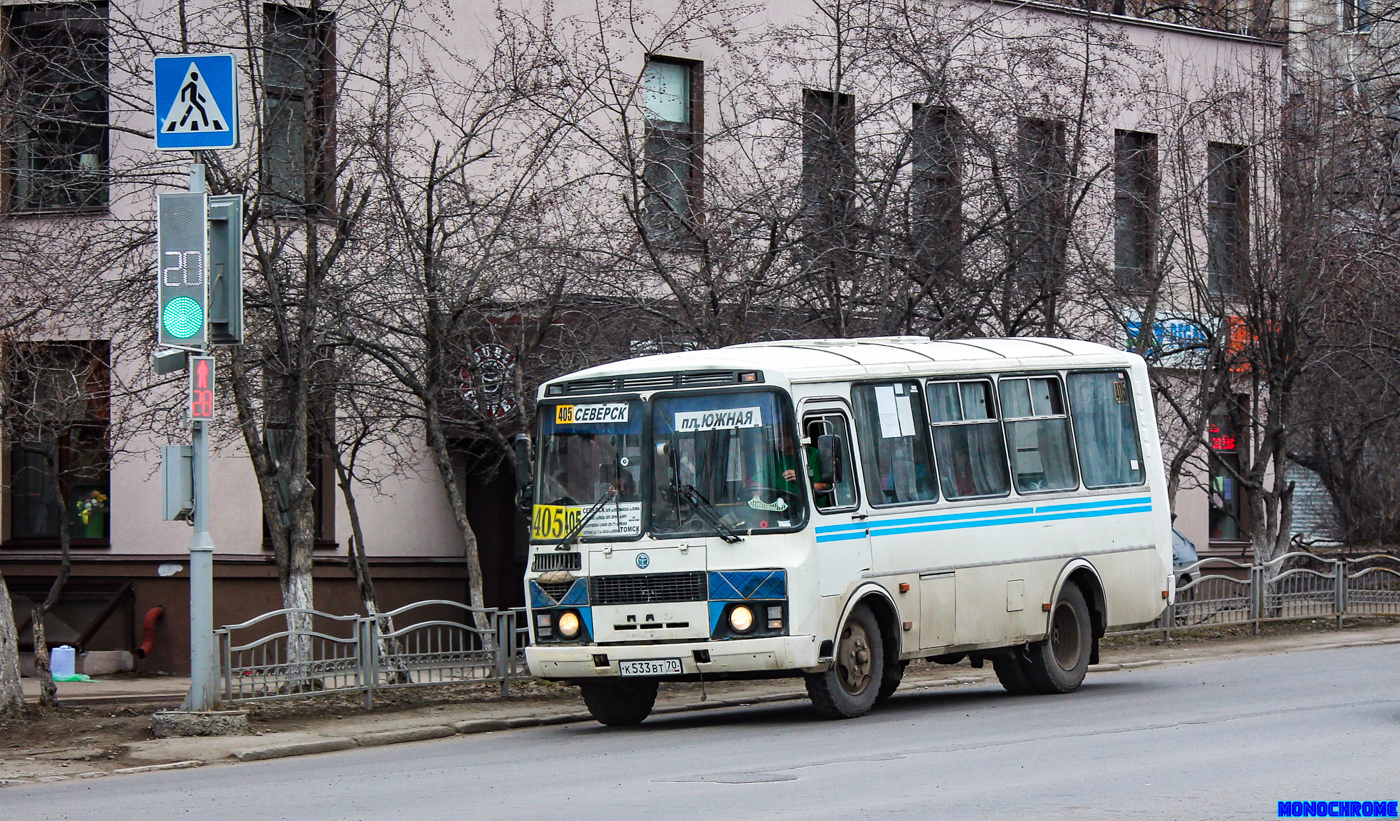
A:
[
  {"left": 729, "top": 605, "right": 754, "bottom": 633},
  {"left": 558, "top": 611, "right": 581, "bottom": 639}
]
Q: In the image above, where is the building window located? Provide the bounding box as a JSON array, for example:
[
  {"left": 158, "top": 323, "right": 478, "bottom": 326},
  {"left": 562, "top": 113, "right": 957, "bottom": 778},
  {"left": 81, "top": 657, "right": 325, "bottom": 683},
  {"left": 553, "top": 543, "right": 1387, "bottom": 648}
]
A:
[
  {"left": 802, "top": 88, "right": 856, "bottom": 227},
  {"left": 911, "top": 105, "right": 962, "bottom": 279},
  {"left": 1340, "top": 0, "right": 1373, "bottom": 31},
  {"left": 1208, "top": 405, "right": 1244, "bottom": 541},
  {"left": 2, "top": 3, "right": 108, "bottom": 212},
  {"left": 1207, "top": 142, "right": 1248, "bottom": 296},
  {"left": 1114, "top": 130, "right": 1158, "bottom": 291},
  {"left": 1015, "top": 118, "right": 1068, "bottom": 287},
  {"left": 641, "top": 57, "right": 702, "bottom": 240},
  {"left": 5, "top": 341, "right": 110, "bottom": 544},
  {"left": 262, "top": 4, "right": 335, "bottom": 211}
]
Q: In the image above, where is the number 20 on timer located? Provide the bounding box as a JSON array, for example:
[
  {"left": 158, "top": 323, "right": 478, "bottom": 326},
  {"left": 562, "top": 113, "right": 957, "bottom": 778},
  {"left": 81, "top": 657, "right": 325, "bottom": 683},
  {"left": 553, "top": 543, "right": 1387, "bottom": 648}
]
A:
[{"left": 189, "top": 356, "right": 215, "bottom": 422}]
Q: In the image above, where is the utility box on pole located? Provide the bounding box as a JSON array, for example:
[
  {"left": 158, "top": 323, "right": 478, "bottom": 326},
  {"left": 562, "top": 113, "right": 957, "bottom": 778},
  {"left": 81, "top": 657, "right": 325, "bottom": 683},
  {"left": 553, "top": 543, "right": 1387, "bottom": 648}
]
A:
[{"left": 162, "top": 445, "right": 194, "bottom": 522}]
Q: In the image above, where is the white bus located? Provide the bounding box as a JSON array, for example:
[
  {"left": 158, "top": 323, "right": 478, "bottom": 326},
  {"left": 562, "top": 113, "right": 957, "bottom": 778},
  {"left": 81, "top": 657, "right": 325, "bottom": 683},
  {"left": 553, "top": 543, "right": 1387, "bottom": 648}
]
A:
[{"left": 519, "top": 337, "right": 1172, "bottom": 724}]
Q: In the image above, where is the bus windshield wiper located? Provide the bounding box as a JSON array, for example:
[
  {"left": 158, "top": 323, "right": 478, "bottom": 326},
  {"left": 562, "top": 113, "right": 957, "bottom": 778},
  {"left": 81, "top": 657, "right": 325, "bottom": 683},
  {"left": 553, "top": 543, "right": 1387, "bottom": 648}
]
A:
[
  {"left": 556, "top": 487, "right": 617, "bottom": 551},
  {"left": 673, "top": 481, "right": 744, "bottom": 544}
]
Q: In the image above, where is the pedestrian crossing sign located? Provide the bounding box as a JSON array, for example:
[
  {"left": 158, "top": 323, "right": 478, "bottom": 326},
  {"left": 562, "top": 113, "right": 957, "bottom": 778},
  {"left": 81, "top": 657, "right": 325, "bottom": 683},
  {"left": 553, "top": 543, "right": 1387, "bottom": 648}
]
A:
[{"left": 154, "top": 53, "right": 240, "bottom": 151}]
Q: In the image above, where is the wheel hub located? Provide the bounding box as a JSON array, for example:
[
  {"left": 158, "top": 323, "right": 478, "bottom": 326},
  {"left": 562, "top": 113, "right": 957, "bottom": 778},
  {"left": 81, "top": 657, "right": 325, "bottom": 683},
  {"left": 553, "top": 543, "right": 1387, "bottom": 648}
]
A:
[
  {"left": 1051, "top": 601, "right": 1082, "bottom": 670},
  {"left": 837, "top": 622, "right": 873, "bottom": 695}
]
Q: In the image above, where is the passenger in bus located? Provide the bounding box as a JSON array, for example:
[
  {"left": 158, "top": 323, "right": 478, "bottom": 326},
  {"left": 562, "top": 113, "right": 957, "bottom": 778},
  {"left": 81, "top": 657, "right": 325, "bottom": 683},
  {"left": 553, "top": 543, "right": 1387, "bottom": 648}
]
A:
[{"left": 793, "top": 421, "right": 834, "bottom": 507}]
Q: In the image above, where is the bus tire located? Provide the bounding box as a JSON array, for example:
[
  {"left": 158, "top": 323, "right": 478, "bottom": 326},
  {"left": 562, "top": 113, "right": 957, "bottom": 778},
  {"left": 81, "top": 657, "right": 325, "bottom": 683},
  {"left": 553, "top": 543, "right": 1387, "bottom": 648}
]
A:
[
  {"left": 579, "top": 679, "right": 659, "bottom": 726},
  {"left": 876, "top": 659, "right": 907, "bottom": 703},
  {"left": 806, "top": 604, "right": 884, "bottom": 719},
  {"left": 992, "top": 648, "right": 1036, "bottom": 695},
  {"left": 1023, "top": 583, "right": 1092, "bottom": 694}
]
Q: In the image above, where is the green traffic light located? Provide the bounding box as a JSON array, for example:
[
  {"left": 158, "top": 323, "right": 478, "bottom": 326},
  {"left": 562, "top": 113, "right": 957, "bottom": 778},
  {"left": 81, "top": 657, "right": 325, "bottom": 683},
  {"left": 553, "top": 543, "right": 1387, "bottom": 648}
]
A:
[{"left": 162, "top": 296, "right": 204, "bottom": 339}]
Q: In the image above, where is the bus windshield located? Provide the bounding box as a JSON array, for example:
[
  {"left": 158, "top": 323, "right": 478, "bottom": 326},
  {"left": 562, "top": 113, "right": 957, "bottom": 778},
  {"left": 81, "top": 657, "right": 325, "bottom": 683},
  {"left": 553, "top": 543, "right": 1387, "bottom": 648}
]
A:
[
  {"left": 535, "top": 401, "right": 644, "bottom": 542},
  {"left": 650, "top": 391, "right": 808, "bottom": 537}
]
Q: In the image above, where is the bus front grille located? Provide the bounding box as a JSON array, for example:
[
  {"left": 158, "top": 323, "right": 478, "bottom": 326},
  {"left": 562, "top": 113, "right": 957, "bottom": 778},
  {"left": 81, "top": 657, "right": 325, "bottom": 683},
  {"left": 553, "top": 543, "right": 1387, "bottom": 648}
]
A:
[
  {"left": 592, "top": 572, "right": 707, "bottom": 605},
  {"left": 532, "top": 552, "right": 582, "bottom": 572}
]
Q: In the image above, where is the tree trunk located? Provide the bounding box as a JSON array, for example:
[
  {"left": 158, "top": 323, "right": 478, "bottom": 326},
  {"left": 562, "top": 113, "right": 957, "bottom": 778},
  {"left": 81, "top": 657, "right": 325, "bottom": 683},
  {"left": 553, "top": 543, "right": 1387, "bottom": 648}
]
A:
[
  {"left": 0, "top": 572, "right": 25, "bottom": 715},
  {"left": 32, "top": 465, "right": 73, "bottom": 708},
  {"left": 423, "top": 407, "right": 490, "bottom": 634},
  {"left": 333, "top": 458, "right": 409, "bottom": 683}
]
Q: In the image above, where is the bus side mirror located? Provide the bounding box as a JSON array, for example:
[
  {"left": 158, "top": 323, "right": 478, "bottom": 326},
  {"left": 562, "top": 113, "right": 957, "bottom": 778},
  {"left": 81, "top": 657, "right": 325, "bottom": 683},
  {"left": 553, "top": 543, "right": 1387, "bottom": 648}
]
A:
[
  {"left": 817, "top": 434, "right": 842, "bottom": 484},
  {"left": 513, "top": 434, "right": 533, "bottom": 490},
  {"left": 513, "top": 435, "right": 533, "bottom": 514}
]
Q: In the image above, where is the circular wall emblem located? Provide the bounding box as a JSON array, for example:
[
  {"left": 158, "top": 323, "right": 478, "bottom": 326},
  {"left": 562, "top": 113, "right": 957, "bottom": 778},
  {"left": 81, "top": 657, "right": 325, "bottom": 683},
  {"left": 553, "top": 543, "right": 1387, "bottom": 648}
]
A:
[{"left": 635, "top": 553, "right": 650, "bottom": 570}]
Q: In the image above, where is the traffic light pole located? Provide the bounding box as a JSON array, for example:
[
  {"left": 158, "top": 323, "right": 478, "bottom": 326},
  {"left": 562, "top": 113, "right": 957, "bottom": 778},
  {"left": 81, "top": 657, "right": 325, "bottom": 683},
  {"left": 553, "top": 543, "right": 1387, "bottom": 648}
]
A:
[{"left": 181, "top": 163, "right": 218, "bottom": 712}]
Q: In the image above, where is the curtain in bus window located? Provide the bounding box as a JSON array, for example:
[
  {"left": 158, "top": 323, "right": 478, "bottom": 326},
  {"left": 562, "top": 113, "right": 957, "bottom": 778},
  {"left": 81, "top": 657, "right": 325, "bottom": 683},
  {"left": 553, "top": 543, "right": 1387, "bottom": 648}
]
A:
[
  {"left": 928, "top": 380, "right": 1011, "bottom": 500},
  {"left": 1068, "top": 371, "right": 1145, "bottom": 488},
  {"left": 852, "top": 383, "right": 938, "bottom": 505},
  {"left": 1000, "top": 377, "right": 1078, "bottom": 493}
]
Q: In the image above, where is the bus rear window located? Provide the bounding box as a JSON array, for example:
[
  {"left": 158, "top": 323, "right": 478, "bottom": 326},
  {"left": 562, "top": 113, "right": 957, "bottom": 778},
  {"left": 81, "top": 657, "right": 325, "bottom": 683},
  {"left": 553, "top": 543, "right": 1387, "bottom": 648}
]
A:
[{"left": 1067, "top": 371, "right": 1145, "bottom": 488}]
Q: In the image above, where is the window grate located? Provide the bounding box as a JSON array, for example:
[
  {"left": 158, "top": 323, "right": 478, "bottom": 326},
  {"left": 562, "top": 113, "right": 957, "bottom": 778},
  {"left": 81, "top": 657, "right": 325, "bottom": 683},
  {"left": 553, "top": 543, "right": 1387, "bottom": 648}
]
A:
[
  {"left": 531, "top": 552, "right": 582, "bottom": 572},
  {"left": 592, "top": 572, "right": 707, "bottom": 605}
]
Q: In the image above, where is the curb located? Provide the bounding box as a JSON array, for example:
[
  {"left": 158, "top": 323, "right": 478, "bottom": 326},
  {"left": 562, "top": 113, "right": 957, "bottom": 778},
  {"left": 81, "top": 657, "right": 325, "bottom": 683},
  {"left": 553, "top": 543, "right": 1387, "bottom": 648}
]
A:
[
  {"left": 353, "top": 726, "right": 455, "bottom": 748},
  {"left": 233, "top": 738, "right": 357, "bottom": 762},
  {"left": 113, "top": 760, "right": 203, "bottom": 774}
]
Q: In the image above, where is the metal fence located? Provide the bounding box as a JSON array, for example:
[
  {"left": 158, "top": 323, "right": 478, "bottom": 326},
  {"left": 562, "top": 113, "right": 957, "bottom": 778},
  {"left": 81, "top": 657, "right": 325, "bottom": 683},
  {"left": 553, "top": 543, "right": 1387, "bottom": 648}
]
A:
[
  {"left": 1122, "top": 552, "right": 1400, "bottom": 637},
  {"left": 216, "top": 601, "right": 529, "bottom": 708}
]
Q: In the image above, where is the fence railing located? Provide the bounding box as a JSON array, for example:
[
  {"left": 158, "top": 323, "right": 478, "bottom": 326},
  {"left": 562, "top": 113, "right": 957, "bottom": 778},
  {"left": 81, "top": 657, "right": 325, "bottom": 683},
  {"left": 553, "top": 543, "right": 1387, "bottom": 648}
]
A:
[
  {"left": 216, "top": 602, "right": 530, "bottom": 709},
  {"left": 1120, "top": 552, "right": 1400, "bottom": 637}
]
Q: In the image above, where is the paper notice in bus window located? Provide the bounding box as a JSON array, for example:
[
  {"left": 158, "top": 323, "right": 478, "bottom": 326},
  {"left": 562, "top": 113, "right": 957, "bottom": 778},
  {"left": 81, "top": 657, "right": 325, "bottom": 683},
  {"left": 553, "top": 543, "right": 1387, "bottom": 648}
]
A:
[
  {"left": 674, "top": 407, "right": 763, "bottom": 432},
  {"left": 555, "top": 403, "right": 629, "bottom": 425},
  {"left": 531, "top": 502, "right": 642, "bottom": 540},
  {"left": 875, "top": 386, "right": 917, "bottom": 439}
]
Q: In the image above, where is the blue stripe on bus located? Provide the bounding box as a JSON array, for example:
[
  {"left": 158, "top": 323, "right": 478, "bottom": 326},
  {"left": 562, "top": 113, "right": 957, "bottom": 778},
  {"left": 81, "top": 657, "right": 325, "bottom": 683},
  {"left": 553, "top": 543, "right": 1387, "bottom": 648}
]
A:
[{"left": 813, "top": 496, "right": 1153, "bottom": 543}]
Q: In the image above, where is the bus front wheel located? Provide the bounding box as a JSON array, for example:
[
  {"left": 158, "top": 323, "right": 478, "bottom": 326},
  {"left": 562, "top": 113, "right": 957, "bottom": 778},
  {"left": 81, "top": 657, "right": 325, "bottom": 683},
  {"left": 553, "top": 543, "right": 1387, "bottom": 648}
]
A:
[
  {"left": 580, "top": 679, "right": 659, "bottom": 726},
  {"left": 806, "top": 604, "right": 885, "bottom": 719},
  {"left": 1022, "top": 583, "right": 1092, "bottom": 694}
]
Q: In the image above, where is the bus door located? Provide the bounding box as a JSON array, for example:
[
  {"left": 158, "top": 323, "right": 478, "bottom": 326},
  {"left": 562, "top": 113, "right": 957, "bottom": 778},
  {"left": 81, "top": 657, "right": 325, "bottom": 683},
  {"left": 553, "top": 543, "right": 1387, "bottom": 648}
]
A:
[{"left": 800, "top": 404, "right": 870, "bottom": 596}]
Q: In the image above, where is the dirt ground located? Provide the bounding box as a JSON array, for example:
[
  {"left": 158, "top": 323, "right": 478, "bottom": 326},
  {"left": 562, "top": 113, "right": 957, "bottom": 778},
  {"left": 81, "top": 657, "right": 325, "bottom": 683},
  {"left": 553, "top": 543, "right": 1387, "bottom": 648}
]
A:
[{"left": 2, "top": 615, "right": 1396, "bottom": 777}]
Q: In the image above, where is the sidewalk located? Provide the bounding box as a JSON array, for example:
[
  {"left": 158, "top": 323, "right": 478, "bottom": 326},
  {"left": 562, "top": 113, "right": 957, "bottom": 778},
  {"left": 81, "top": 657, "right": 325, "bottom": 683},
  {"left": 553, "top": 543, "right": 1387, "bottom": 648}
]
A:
[
  {"left": 21, "top": 676, "right": 189, "bottom": 706},
  {"left": 3, "top": 619, "right": 1398, "bottom": 787}
]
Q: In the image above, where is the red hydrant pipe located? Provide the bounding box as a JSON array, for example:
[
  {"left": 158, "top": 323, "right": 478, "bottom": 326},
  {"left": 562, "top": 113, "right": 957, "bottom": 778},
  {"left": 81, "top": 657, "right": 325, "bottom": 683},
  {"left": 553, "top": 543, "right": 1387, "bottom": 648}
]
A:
[{"left": 136, "top": 606, "right": 165, "bottom": 659}]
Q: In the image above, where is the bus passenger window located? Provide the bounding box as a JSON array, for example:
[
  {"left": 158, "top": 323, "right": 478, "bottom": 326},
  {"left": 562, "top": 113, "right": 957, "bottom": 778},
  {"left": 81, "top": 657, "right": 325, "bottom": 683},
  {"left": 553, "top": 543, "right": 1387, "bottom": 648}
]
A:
[
  {"left": 852, "top": 382, "right": 938, "bottom": 506},
  {"left": 999, "top": 376, "right": 1079, "bottom": 493},
  {"left": 802, "top": 413, "right": 858, "bottom": 511},
  {"left": 1067, "top": 371, "right": 1145, "bottom": 488},
  {"left": 926, "top": 380, "right": 1011, "bottom": 500}
]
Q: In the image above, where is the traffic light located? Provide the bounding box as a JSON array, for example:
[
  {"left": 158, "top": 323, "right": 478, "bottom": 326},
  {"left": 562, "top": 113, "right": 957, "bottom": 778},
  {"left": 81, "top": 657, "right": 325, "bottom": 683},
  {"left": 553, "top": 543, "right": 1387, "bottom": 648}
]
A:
[
  {"left": 206, "top": 194, "right": 243, "bottom": 346},
  {"left": 158, "top": 192, "right": 208, "bottom": 348}
]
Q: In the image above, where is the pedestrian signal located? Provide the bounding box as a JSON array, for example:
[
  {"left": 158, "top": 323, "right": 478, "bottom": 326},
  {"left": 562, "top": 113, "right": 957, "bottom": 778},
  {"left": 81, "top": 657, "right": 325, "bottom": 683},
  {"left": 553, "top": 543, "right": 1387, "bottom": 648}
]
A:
[{"left": 158, "top": 192, "right": 208, "bottom": 347}]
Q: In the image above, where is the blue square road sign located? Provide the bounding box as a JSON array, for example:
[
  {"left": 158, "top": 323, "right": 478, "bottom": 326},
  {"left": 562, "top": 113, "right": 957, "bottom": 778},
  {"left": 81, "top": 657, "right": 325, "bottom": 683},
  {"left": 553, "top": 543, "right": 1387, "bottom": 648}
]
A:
[{"left": 154, "top": 54, "right": 240, "bottom": 151}]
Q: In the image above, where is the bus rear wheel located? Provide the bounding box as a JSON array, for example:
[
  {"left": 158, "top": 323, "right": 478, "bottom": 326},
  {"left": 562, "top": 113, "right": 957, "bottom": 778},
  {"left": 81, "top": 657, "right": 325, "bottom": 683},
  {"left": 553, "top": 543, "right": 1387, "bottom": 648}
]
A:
[
  {"left": 1022, "top": 583, "right": 1092, "bottom": 694},
  {"left": 580, "top": 679, "right": 659, "bottom": 726},
  {"left": 806, "top": 604, "right": 884, "bottom": 719}
]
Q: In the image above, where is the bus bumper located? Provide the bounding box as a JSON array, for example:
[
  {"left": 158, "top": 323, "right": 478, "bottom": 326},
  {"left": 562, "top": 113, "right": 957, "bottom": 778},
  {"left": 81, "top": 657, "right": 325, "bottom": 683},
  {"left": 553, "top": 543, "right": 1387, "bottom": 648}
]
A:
[{"left": 526, "top": 635, "right": 821, "bottom": 679}]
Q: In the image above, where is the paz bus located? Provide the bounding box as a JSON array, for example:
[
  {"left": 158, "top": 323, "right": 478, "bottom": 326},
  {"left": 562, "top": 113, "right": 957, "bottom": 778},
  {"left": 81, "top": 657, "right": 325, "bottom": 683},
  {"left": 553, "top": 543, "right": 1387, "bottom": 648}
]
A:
[{"left": 517, "top": 337, "right": 1172, "bottom": 724}]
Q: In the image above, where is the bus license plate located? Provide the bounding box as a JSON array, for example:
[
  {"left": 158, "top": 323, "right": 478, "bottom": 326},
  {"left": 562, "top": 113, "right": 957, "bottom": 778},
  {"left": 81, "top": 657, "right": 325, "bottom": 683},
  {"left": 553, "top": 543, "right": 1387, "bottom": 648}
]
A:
[{"left": 619, "top": 658, "right": 682, "bottom": 677}]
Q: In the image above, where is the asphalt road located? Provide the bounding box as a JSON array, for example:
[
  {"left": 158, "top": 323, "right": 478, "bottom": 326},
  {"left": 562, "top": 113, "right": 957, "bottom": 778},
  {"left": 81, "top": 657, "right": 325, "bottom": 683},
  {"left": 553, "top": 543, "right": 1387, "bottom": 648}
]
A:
[{"left": 8, "top": 644, "right": 1398, "bottom": 821}]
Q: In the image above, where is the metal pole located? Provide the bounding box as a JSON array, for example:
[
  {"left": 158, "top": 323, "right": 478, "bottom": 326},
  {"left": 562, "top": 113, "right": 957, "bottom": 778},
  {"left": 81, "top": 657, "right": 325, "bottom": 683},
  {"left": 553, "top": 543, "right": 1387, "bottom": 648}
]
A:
[{"left": 182, "top": 162, "right": 218, "bottom": 712}]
